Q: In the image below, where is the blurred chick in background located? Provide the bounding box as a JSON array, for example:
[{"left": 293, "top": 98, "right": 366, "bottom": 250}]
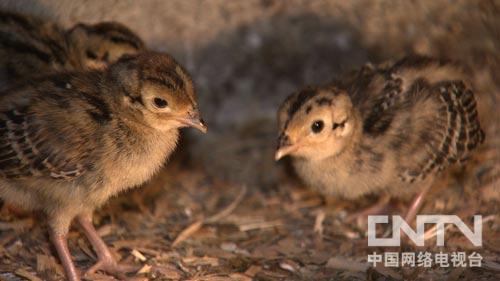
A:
[{"left": 0, "top": 10, "right": 145, "bottom": 89}]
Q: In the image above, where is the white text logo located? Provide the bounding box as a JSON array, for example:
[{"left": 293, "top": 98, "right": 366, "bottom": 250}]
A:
[{"left": 367, "top": 215, "right": 482, "bottom": 247}]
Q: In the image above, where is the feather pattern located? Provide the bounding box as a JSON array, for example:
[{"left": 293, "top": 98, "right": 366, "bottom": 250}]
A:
[
  {"left": 0, "top": 51, "right": 200, "bottom": 281},
  {"left": 277, "top": 55, "right": 484, "bottom": 199},
  {"left": 0, "top": 106, "right": 92, "bottom": 180},
  {"left": 0, "top": 10, "right": 145, "bottom": 88}
]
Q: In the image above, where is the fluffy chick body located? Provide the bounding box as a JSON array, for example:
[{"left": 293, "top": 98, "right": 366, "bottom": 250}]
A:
[
  {"left": 0, "top": 85, "right": 177, "bottom": 232},
  {"left": 0, "top": 52, "right": 205, "bottom": 280},
  {"left": 277, "top": 56, "right": 484, "bottom": 200},
  {"left": 0, "top": 51, "right": 201, "bottom": 229},
  {"left": 0, "top": 10, "right": 144, "bottom": 88}
]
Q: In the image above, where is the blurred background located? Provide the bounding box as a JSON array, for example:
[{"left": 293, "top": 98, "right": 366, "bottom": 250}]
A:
[{"left": 0, "top": 1, "right": 498, "bottom": 280}]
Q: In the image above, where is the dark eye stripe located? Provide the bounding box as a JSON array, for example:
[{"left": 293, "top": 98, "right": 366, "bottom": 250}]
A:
[
  {"left": 163, "top": 69, "right": 185, "bottom": 89},
  {"left": 109, "top": 36, "right": 142, "bottom": 49},
  {"left": 144, "top": 71, "right": 184, "bottom": 91},
  {"left": 333, "top": 120, "right": 347, "bottom": 130},
  {"left": 144, "top": 77, "right": 175, "bottom": 90}
]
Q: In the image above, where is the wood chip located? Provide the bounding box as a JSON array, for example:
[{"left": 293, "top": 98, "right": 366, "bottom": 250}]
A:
[
  {"left": 182, "top": 256, "right": 219, "bottom": 267},
  {"left": 172, "top": 220, "right": 204, "bottom": 247},
  {"left": 244, "top": 265, "right": 262, "bottom": 277},
  {"left": 374, "top": 264, "right": 403, "bottom": 280},
  {"left": 205, "top": 185, "right": 247, "bottom": 223},
  {"left": 131, "top": 249, "right": 147, "bottom": 262},
  {"left": 483, "top": 260, "right": 500, "bottom": 272},
  {"left": 36, "top": 254, "right": 64, "bottom": 276},
  {"left": 173, "top": 185, "right": 247, "bottom": 247},
  {"left": 279, "top": 259, "right": 300, "bottom": 273},
  {"left": 446, "top": 267, "right": 466, "bottom": 281},
  {"left": 152, "top": 264, "right": 183, "bottom": 279},
  {"left": 238, "top": 220, "right": 283, "bottom": 231},
  {"left": 0, "top": 218, "right": 34, "bottom": 232},
  {"left": 78, "top": 238, "right": 96, "bottom": 261},
  {"left": 137, "top": 264, "right": 152, "bottom": 274},
  {"left": 228, "top": 273, "right": 253, "bottom": 281},
  {"left": 326, "top": 257, "right": 368, "bottom": 272},
  {"left": 14, "top": 268, "right": 42, "bottom": 281},
  {"left": 96, "top": 224, "right": 113, "bottom": 237}
]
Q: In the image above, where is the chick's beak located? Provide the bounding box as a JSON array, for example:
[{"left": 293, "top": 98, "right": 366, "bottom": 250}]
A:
[
  {"left": 275, "top": 145, "right": 298, "bottom": 161},
  {"left": 175, "top": 108, "right": 208, "bottom": 133},
  {"left": 275, "top": 133, "right": 296, "bottom": 161},
  {"left": 180, "top": 117, "right": 207, "bottom": 133}
]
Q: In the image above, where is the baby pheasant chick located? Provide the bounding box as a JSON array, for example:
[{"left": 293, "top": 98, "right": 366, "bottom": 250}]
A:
[
  {"left": 276, "top": 56, "right": 484, "bottom": 221},
  {"left": 0, "top": 10, "right": 145, "bottom": 87},
  {"left": 0, "top": 52, "right": 206, "bottom": 281},
  {"left": 66, "top": 21, "right": 145, "bottom": 70}
]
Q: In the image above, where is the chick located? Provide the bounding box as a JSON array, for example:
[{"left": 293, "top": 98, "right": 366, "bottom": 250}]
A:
[
  {"left": 0, "top": 52, "right": 206, "bottom": 281},
  {"left": 0, "top": 10, "right": 145, "bottom": 88},
  {"left": 65, "top": 21, "right": 145, "bottom": 70},
  {"left": 276, "top": 55, "right": 484, "bottom": 221}
]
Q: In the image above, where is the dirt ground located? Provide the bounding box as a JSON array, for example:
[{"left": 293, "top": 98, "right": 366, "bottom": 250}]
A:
[
  {"left": 0, "top": 154, "right": 499, "bottom": 281},
  {"left": 0, "top": 1, "right": 499, "bottom": 280}
]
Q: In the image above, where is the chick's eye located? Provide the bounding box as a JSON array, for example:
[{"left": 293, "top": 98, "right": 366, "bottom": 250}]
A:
[
  {"left": 153, "top": 97, "right": 168, "bottom": 108},
  {"left": 311, "top": 120, "right": 324, "bottom": 134}
]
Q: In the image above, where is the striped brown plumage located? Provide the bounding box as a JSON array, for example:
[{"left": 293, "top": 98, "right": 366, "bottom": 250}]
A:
[
  {"left": 0, "top": 52, "right": 205, "bottom": 281},
  {"left": 0, "top": 10, "right": 145, "bottom": 89},
  {"left": 276, "top": 55, "right": 484, "bottom": 200}
]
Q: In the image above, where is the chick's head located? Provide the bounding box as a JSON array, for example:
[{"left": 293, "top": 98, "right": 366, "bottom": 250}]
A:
[
  {"left": 276, "top": 86, "right": 356, "bottom": 161},
  {"left": 67, "top": 22, "right": 145, "bottom": 70},
  {"left": 110, "top": 52, "right": 206, "bottom": 133}
]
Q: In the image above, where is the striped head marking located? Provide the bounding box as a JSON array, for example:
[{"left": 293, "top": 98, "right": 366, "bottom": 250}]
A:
[
  {"left": 276, "top": 86, "right": 356, "bottom": 161},
  {"left": 111, "top": 52, "right": 206, "bottom": 133},
  {"left": 67, "top": 22, "right": 145, "bottom": 70}
]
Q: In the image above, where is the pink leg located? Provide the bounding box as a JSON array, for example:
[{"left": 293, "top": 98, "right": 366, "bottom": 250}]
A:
[
  {"left": 346, "top": 194, "right": 391, "bottom": 222},
  {"left": 404, "top": 183, "right": 432, "bottom": 224},
  {"left": 77, "top": 213, "right": 139, "bottom": 279},
  {"left": 49, "top": 229, "right": 80, "bottom": 281}
]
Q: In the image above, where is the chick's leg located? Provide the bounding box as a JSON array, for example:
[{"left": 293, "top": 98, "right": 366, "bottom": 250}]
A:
[
  {"left": 48, "top": 217, "right": 80, "bottom": 281},
  {"left": 404, "top": 181, "right": 433, "bottom": 224},
  {"left": 346, "top": 194, "right": 391, "bottom": 222},
  {"left": 77, "top": 212, "right": 138, "bottom": 278},
  {"left": 49, "top": 230, "right": 80, "bottom": 281}
]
